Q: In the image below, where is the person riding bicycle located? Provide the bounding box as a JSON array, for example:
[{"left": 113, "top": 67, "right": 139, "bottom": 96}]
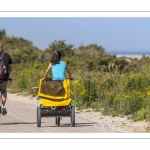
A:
[
  {"left": 0, "top": 42, "right": 12, "bottom": 116},
  {"left": 44, "top": 51, "right": 73, "bottom": 81}
]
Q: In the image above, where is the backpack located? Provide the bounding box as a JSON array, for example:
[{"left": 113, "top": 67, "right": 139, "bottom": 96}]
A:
[{"left": 0, "top": 52, "right": 7, "bottom": 79}]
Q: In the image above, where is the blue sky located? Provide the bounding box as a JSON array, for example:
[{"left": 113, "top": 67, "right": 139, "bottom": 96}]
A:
[{"left": 0, "top": 17, "right": 150, "bottom": 54}]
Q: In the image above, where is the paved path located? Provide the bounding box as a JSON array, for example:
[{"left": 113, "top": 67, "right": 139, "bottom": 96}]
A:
[{"left": 0, "top": 93, "right": 121, "bottom": 133}]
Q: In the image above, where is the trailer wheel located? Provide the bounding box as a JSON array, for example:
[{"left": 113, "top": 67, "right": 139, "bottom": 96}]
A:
[
  {"left": 55, "top": 117, "right": 60, "bottom": 126},
  {"left": 55, "top": 117, "right": 57, "bottom": 125},
  {"left": 57, "top": 117, "right": 60, "bottom": 126},
  {"left": 71, "top": 106, "right": 75, "bottom": 127},
  {"left": 37, "top": 106, "right": 41, "bottom": 127}
]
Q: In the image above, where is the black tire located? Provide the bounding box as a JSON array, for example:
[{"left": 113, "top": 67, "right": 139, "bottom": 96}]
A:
[
  {"left": 0, "top": 106, "right": 1, "bottom": 113},
  {"left": 71, "top": 106, "right": 75, "bottom": 127},
  {"left": 37, "top": 106, "right": 41, "bottom": 127},
  {"left": 57, "top": 117, "right": 60, "bottom": 126},
  {"left": 55, "top": 117, "right": 58, "bottom": 125}
]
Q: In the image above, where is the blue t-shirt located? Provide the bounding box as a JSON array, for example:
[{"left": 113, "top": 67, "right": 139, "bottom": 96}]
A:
[{"left": 51, "top": 61, "right": 66, "bottom": 80}]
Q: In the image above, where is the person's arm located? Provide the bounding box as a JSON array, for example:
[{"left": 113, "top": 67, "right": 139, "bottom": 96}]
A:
[
  {"left": 8, "top": 64, "right": 12, "bottom": 79},
  {"left": 66, "top": 65, "right": 73, "bottom": 80},
  {"left": 44, "top": 63, "right": 52, "bottom": 78}
]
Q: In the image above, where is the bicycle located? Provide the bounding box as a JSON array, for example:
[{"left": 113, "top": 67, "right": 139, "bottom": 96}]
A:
[{"left": 34, "top": 78, "right": 75, "bottom": 127}]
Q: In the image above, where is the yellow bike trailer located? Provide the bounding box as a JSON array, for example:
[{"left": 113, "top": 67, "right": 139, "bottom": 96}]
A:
[{"left": 36, "top": 78, "right": 75, "bottom": 127}]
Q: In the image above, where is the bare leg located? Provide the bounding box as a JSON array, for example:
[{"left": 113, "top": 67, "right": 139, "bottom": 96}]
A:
[
  {"left": 1, "top": 92, "right": 7, "bottom": 115},
  {"left": 2, "top": 92, "right": 7, "bottom": 106}
]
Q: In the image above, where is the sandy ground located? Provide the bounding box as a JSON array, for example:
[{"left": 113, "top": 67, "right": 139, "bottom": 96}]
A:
[
  {"left": 76, "top": 108, "right": 150, "bottom": 133},
  {"left": 7, "top": 93, "right": 150, "bottom": 133}
]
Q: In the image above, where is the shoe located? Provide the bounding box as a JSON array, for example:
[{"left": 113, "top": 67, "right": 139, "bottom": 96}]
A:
[{"left": 2, "top": 107, "right": 7, "bottom": 116}]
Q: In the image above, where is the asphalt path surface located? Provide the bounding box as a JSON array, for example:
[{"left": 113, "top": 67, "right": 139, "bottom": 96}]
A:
[{"left": 0, "top": 93, "right": 121, "bottom": 133}]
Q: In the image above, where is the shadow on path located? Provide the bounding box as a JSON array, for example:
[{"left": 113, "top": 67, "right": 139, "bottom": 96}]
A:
[
  {"left": 0, "top": 122, "right": 36, "bottom": 125},
  {"left": 42, "top": 122, "right": 98, "bottom": 128}
]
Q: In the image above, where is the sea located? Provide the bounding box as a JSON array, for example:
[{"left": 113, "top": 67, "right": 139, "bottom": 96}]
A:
[{"left": 107, "top": 51, "right": 150, "bottom": 59}]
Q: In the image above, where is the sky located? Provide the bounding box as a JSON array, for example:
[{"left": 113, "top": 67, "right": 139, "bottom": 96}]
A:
[{"left": 1, "top": 17, "right": 150, "bottom": 54}]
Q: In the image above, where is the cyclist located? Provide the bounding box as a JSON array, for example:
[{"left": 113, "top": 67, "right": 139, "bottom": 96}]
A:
[{"left": 44, "top": 51, "right": 73, "bottom": 80}]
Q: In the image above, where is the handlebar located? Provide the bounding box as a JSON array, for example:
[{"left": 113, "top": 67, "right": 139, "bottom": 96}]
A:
[
  {"left": 66, "top": 78, "right": 73, "bottom": 80},
  {"left": 44, "top": 77, "right": 73, "bottom": 81},
  {"left": 8, "top": 78, "right": 12, "bottom": 81}
]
